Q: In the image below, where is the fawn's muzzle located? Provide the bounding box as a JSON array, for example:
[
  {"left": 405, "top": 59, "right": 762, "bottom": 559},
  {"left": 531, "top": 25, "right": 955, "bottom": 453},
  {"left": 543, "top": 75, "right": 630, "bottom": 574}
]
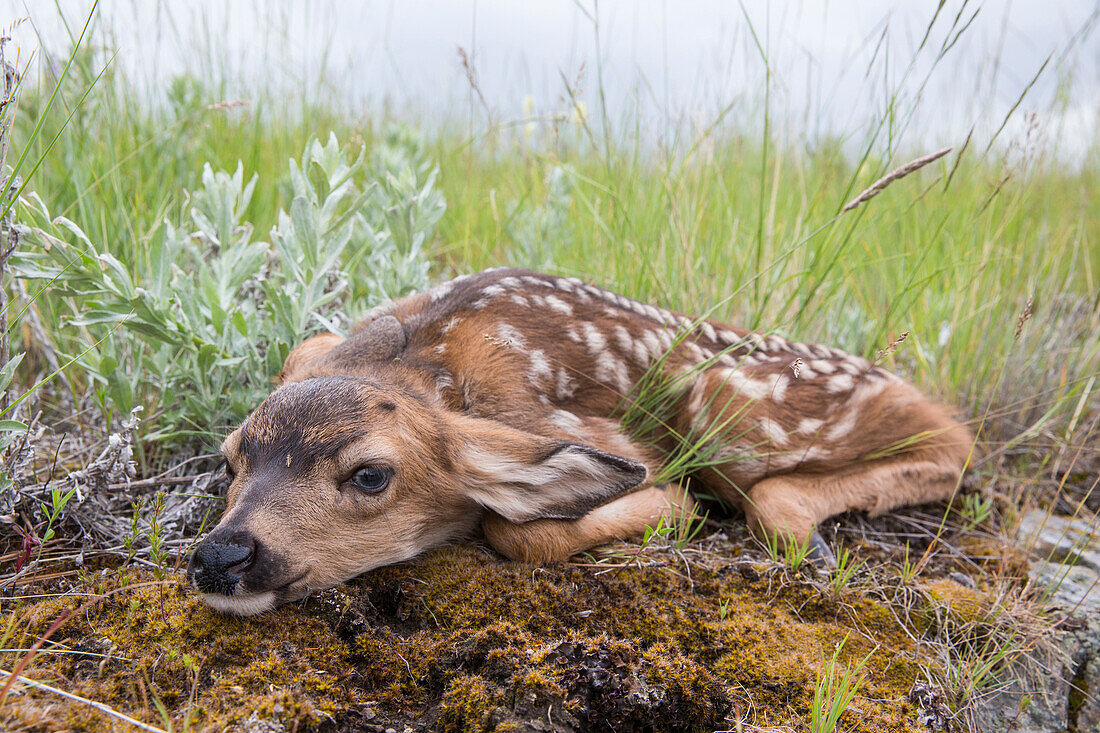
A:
[{"left": 188, "top": 533, "right": 256, "bottom": 595}]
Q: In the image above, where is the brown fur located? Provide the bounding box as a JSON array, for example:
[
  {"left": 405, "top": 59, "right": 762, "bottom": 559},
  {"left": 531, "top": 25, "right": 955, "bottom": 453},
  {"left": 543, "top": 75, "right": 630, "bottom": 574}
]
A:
[{"left": 198, "top": 268, "right": 972, "bottom": 614}]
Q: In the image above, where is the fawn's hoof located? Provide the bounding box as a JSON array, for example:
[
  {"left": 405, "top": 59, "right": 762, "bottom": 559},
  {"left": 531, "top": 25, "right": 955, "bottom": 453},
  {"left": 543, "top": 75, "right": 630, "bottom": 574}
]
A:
[{"left": 807, "top": 530, "right": 837, "bottom": 569}]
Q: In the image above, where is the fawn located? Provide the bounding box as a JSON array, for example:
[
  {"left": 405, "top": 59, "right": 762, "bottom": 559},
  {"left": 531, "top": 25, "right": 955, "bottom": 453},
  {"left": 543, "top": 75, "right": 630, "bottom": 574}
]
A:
[{"left": 188, "top": 268, "right": 972, "bottom": 615}]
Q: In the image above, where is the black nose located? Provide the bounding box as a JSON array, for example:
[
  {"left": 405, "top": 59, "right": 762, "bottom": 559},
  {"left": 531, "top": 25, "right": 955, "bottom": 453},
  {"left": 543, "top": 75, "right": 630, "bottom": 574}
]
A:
[{"left": 189, "top": 534, "right": 256, "bottom": 595}]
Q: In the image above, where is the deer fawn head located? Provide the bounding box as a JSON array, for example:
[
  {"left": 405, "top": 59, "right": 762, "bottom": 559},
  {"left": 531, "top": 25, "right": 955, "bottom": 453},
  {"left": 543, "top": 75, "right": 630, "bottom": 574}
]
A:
[{"left": 187, "top": 372, "right": 646, "bottom": 615}]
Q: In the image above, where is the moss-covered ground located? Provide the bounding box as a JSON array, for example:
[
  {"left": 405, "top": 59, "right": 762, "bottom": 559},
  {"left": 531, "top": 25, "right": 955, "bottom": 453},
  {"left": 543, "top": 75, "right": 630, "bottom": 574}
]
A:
[{"left": 0, "top": 526, "right": 1026, "bottom": 733}]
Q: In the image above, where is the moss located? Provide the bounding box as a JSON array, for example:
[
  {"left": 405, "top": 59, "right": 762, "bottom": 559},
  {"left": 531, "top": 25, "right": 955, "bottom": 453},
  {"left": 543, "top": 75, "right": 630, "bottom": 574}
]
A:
[
  {"left": 438, "top": 674, "right": 499, "bottom": 733},
  {"left": 3, "top": 545, "right": 961, "bottom": 731},
  {"left": 921, "top": 578, "right": 988, "bottom": 623}
]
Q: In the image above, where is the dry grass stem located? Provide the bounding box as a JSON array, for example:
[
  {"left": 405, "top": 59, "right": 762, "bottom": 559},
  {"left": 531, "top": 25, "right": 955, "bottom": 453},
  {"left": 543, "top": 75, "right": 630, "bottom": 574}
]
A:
[
  {"left": 0, "top": 669, "right": 168, "bottom": 733},
  {"left": 875, "top": 331, "right": 910, "bottom": 365},
  {"left": 1014, "top": 296, "right": 1033, "bottom": 341},
  {"left": 842, "top": 147, "right": 953, "bottom": 212}
]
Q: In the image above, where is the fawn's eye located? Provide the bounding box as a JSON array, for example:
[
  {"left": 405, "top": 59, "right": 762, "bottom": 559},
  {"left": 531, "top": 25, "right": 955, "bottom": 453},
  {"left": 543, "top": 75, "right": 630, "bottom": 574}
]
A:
[{"left": 348, "top": 465, "right": 392, "bottom": 494}]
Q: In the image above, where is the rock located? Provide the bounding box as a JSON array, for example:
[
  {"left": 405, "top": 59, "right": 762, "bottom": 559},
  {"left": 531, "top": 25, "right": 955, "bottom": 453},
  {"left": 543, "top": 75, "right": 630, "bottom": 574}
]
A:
[
  {"left": 1016, "top": 509, "right": 1100, "bottom": 573},
  {"left": 1030, "top": 559, "right": 1100, "bottom": 614},
  {"left": 977, "top": 510, "right": 1100, "bottom": 732},
  {"left": 241, "top": 712, "right": 286, "bottom": 733}
]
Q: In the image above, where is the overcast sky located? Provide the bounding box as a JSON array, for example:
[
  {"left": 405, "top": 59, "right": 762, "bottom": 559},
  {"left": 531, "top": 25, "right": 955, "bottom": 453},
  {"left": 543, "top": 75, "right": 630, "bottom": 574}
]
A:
[{"left": 2, "top": 1, "right": 1098, "bottom": 158}]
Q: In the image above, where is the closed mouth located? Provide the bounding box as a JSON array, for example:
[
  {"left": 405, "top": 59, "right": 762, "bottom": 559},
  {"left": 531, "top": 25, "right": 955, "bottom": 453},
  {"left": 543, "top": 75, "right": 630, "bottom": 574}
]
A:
[{"left": 194, "top": 571, "right": 310, "bottom": 615}]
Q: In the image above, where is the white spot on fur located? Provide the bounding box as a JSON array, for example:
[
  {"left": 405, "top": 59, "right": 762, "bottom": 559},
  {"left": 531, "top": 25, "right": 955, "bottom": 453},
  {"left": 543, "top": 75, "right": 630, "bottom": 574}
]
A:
[
  {"left": 528, "top": 349, "right": 553, "bottom": 386},
  {"left": 434, "top": 344, "right": 446, "bottom": 354},
  {"left": 481, "top": 284, "right": 506, "bottom": 299},
  {"left": 838, "top": 359, "right": 863, "bottom": 375},
  {"left": 550, "top": 409, "right": 584, "bottom": 430},
  {"left": 442, "top": 316, "right": 463, "bottom": 335},
  {"left": 521, "top": 275, "right": 544, "bottom": 287},
  {"left": 765, "top": 334, "right": 788, "bottom": 351},
  {"left": 723, "top": 368, "right": 771, "bottom": 401},
  {"left": 641, "top": 330, "right": 663, "bottom": 359},
  {"left": 718, "top": 329, "right": 740, "bottom": 344},
  {"left": 688, "top": 379, "right": 710, "bottom": 416},
  {"left": 758, "top": 418, "right": 788, "bottom": 446},
  {"left": 771, "top": 374, "right": 790, "bottom": 402},
  {"left": 498, "top": 276, "right": 521, "bottom": 288},
  {"left": 544, "top": 295, "right": 572, "bottom": 315},
  {"left": 713, "top": 444, "right": 770, "bottom": 479},
  {"left": 496, "top": 324, "right": 527, "bottom": 350},
  {"left": 700, "top": 322, "right": 718, "bottom": 342},
  {"left": 825, "top": 410, "right": 859, "bottom": 441},
  {"left": 429, "top": 282, "right": 454, "bottom": 302},
  {"left": 792, "top": 342, "right": 816, "bottom": 358},
  {"left": 852, "top": 377, "right": 887, "bottom": 403},
  {"left": 509, "top": 294, "right": 530, "bottom": 307},
  {"left": 555, "top": 369, "right": 577, "bottom": 399},
  {"left": 581, "top": 322, "right": 607, "bottom": 354},
  {"left": 595, "top": 351, "right": 631, "bottom": 393},
  {"left": 566, "top": 325, "right": 582, "bottom": 343},
  {"left": 826, "top": 373, "right": 854, "bottom": 393},
  {"left": 612, "top": 325, "right": 635, "bottom": 354},
  {"left": 797, "top": 417, "right": 825, "bottom": 435},
  {"left": 809, "top": 359, "right": 837, "bottom": 374}
]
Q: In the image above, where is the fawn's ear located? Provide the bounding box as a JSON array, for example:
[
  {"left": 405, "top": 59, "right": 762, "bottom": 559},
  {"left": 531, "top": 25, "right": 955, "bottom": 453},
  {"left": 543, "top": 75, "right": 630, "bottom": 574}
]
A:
[
  {"left": 279, "top": 315, "right": 409, "bottom": 383},
  {"left": 326, "top": 315, "right": 408, "bottom": 366},
  {"left": 280, "top": 333, "right": 345, "bottom": 384},
  {"left": 448, "top": 414, "right": 648, "bottom": 522}
]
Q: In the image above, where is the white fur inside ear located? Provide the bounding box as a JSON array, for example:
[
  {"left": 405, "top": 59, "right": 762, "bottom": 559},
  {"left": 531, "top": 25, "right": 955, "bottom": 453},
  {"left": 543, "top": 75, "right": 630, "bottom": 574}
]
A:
[{"left": 465, "top": 444, "right": 647, "bottom": 523}]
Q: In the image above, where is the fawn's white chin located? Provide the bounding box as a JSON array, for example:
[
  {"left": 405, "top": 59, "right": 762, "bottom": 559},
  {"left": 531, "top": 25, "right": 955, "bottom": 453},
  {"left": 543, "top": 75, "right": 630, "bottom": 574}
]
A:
[{"left": 200, "top": 590, "right": 277, "bottom": 616}]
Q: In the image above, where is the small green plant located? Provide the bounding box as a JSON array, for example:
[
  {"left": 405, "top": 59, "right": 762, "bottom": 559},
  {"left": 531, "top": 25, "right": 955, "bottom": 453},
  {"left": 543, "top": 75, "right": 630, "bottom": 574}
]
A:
[
  {"left": 718, "top": 598, "right": 731, "bottom": 620},
  {"left": 811, "top": 636, "right": 871, "bottom": 733},
  {"left": 123, "top": 499, "right": 144, "bottom": 564},
  {"left": 145, "top": 492, "right": 169, "bottom": 580},
  {"left": 37, "top": 484, "right": 77, "bottom": 543},
  {"left": 900, "top": 542, "right": 920, "bottom": 584},
  {"left": 760, "top": 528, "right": 815, "bottom": 571},
  {"left": 829, "top": 544, "right": 866, "bottom": 596},
  {"left": 958, "top": 492, "right": 994, "bottom": 532}
]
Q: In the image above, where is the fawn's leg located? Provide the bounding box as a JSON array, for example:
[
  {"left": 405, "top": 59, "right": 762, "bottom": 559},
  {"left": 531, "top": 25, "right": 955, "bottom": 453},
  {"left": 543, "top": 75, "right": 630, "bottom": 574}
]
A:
[
  {"left": 742, "top": 449, "right": 967, "bottom": 553},
  {"left": 481, "top": 483, "right": 697, "bottom": 563}
]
